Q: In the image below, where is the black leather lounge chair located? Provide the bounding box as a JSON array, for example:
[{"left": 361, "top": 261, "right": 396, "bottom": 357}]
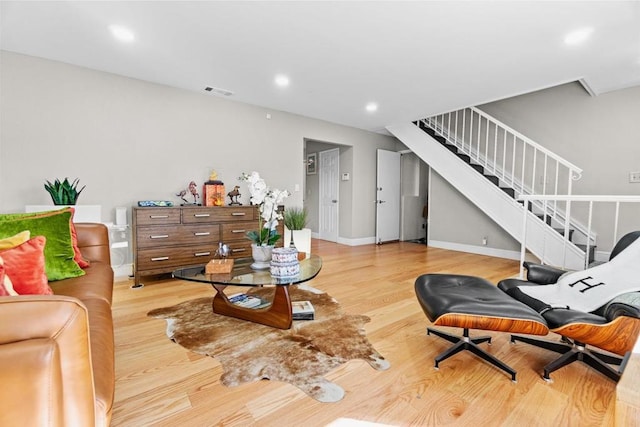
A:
[{"left": 498, "top": 231, "right": 640, "bottom": 381}]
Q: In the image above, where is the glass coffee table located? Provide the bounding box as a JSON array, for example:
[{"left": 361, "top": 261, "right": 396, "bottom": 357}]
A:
[{"left": 172, "top": 255, "right": 322, "bottom": 329}]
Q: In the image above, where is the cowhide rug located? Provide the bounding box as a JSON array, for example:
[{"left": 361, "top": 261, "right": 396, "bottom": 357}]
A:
[{"left": 148, "top": 284, "right": 390, "bottom": 402}]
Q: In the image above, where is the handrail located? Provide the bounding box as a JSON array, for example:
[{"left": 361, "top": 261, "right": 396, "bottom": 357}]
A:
[
  {"left": 519, "top": 195, "right": 640, "bottom": 202},
  {"left": 518, "top": 194, "right": 640, "bottom": 276},
  {"left": 469, "top": 107, "right": 583, "bottom": 176}
]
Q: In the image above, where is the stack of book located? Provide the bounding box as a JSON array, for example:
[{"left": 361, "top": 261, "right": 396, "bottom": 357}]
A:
[
  {"left": 227, "top": 293, "right": 269, "bottom": 309},
  {"left": 292, "top": 300, "right": 315, "bottom": 320}
]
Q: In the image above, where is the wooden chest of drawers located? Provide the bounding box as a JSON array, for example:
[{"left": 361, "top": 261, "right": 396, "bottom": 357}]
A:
[
  {"left": 133, "top": 206, "right": 284, "bottom": 286},
  {"left": 132, "top": 205, "right": 278, "bottom": 286}
]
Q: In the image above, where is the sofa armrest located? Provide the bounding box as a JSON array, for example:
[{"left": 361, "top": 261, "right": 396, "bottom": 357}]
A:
[
  {"left": 76, "top": 222, "right": 111, "bottom": 265},
  {"left": 523, "top": 261, "right": 567, "bottom": 284},
  {"left": 0, "top": 296, "right": 96, "bottom": 427}
]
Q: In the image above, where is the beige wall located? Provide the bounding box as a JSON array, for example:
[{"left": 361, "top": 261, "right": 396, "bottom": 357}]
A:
[
  {"left": 0, "top": 51, "right": 397, "bottom": 241},
  {"left": 430, "top": 82, "right": 640, "bottom": 252},
  {"left": 429, "top": 171, "right": 521, "bottom": 253}
]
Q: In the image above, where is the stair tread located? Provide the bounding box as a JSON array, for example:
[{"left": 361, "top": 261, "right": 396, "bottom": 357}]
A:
[
  {"left": 575, "top": 243, "right": 597, "bottom": 251},
  {"left": 484, "top": 174, "right": 499, "bottom": 184},
  {"left": 500, "top": 187, "right": 516, "bottom": 198}
]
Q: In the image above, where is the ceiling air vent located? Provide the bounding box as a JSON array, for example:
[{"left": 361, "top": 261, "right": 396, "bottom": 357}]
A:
[{"left": 204, "top": 86, "right": 234, "bottom": 96}]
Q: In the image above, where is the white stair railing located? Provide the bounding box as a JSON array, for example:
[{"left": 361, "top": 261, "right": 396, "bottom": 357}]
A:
[
  {"left": 388, "top": 122, "right": 585, "bottom": 269},
  {"left": 518, "top": 194, "right": 640, "bottom": 276},
  {"left": 422, "top": 107, "right": 588, "bottom": 242}
]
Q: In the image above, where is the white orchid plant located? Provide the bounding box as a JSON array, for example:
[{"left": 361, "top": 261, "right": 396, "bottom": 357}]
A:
[{"left": 239, "top": 172, "right": 290, "bottom": 246}]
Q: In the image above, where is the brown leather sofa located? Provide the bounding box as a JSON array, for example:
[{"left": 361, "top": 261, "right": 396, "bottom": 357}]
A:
[{"left": 0, "top": 223, "right": 115, "bottom": 427}]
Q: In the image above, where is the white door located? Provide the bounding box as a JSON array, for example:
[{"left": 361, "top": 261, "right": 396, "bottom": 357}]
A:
[
  {"left": 319, "top": 148, "right": 340, "bottom": 242},
  {"left": 376, "top": 149, "right": 401, "bottom": 244}
]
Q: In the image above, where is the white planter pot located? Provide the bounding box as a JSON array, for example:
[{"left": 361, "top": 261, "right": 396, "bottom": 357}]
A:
[
  {"left": 25, "top": 205, "right": 102, "bottom": 223},
  {"left": 284, "top": 227, "right": 312, "bottom": 256},
  {"left": 251, "top": 243, "right": 274, "bottom": 270}
]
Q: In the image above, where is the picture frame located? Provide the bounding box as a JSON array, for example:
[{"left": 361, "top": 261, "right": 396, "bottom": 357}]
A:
[{"left": 306, "top": 153, "right": 317, "bottom": 175}]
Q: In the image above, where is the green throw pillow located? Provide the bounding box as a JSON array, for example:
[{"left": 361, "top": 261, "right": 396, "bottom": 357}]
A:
[{"left": 0, "top": 210, "right": 85, "bottom": 281}]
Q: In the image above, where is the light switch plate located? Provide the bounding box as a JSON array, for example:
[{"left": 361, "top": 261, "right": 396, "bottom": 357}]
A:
[{"left": 629, "top": 172, "right": 640, "bottom": 183}]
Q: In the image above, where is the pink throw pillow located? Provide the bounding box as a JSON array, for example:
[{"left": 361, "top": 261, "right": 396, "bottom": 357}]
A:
[{"left": 0, "top": 236, "right": 52, "bottom": 295}]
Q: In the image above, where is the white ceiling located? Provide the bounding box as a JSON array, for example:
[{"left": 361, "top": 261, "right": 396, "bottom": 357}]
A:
[{"left": 2, "top": 1, "right": 639, "bottom": 133}]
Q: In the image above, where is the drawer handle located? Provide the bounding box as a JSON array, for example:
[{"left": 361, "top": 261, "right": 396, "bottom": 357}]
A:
[
  {"left": 231, "top": 229, "right": 246, "bottom": 233},
  {"left": 194, "top": 213, "right": 210, "bottom": 218},
  {"left": 231, "top": 212, "right": 246, "bottom": 216},
  {"left": 232, "top": 248, "right": 247, "bottom": 253},
  {"left": 194, "top": 252, "right": 211, "bottom": 257},
  {"left": 151, "top": 256, "right": 169, "bottom": 261},
  {"left": 150, "top": 215, "right": 169, "bottom": 219},
  {"left": 150, "top": 235, "right": 169, "bottom": 239},
  {"left": 194, "top": 232, "right": 210, "bottom": 236}
]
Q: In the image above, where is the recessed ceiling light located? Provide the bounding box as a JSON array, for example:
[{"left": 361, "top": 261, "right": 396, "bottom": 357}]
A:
[
  {"left": 275, "top": 75, "right": 290, "bottom": 87},
  {"left": 365, "top": 102, "right": 378, "bottom": 112},
  {"left": 109, "top": 25, "right": 135, "bottom": 43},
  {"left": 564, "top": 27, "right": 593, "bottom": 45}
]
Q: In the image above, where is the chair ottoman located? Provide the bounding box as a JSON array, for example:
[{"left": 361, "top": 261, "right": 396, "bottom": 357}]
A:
[{"left": 415, "top": 273, "right": 549, "bottom": 381}]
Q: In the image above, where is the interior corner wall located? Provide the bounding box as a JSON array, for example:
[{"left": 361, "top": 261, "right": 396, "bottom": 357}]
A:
[
  {"left": 429, "top": 171, "right": 521, "bottom": 253},
  {"left": 400, "top": 152, "right": 428, "bottom": 241},
  {"left": 430, "top": 81, "right": 640, "bottom": 252},
  {"left": 0, "top": 51, "right": 397, "bottom": 241}
]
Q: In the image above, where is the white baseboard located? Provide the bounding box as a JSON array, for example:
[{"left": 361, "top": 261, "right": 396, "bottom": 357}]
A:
[
  {"left": 310, "top": 234, "right": 523, "bottom": 259},
  {"left": 311, "top": 232, "right": 377, "bottom": 246},
  {"left": 428, "top": 240, "right": 522, "bottom": 260},
  {"left": 337, "top": 236, "right": 377, "bottom": 246}
]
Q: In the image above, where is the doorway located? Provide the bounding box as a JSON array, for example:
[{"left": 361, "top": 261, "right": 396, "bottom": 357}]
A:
[
  {"left": 400, "top": 152, "right": 429, "bottom": 244},
  {"left": 304, "top": 140, "right": 349, "bottom": 243}
]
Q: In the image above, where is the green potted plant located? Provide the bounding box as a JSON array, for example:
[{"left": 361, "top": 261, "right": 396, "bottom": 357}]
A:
[
  {"left": 284, "top": 207, "right": 308, "bottom": 231},
  {"left": 284, "top": 206, "right": 312, "bottom": 258},
  {"left": 44, "top": 178, "right": 85, "bottom": 205}
]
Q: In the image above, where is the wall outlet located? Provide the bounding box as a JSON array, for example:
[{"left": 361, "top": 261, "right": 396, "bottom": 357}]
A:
[
  {"left": 482, "top": 236, "right": 488, "bottom": 246},
  {"left": 629, "top": 172, "right": 640, "bottom": 183}
]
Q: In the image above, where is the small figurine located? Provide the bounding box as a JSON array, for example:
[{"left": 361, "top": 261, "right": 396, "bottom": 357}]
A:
[
  {"left": 216, "top": 242, "right": 230, "bottom": 259},
  {"left": 188, "top": 181, "right": 199, "bottom": 204},
  {"left": 228, "top": 185, "right": 242, "bottom": 205},
  {"left": 176, "top": 189, "right": 188, "bottom": 204},
  {"left": 177, "top": 181, "right": 200, "bottom": 205}
]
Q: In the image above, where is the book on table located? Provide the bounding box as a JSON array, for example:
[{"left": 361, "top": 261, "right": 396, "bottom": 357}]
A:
[
  {"left": 292, "top": 300, "right": 315, "bottom": 320},
  {"left": 227, "top": 293, "right": 268, "bottom": 309}
]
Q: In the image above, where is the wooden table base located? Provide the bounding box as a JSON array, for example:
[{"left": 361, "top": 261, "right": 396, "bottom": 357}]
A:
[{"left": 211, "top": 285, "right": 293, "bottom": 329}]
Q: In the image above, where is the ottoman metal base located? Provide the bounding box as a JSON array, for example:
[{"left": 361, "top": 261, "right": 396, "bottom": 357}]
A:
[{"left": 428, "top": 327, "right": 517, "bottom": 382}]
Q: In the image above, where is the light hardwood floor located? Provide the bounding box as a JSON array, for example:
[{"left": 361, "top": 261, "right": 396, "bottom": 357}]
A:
[{"left": 111, "top": 240, "right": 621, "bottom": 426}]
